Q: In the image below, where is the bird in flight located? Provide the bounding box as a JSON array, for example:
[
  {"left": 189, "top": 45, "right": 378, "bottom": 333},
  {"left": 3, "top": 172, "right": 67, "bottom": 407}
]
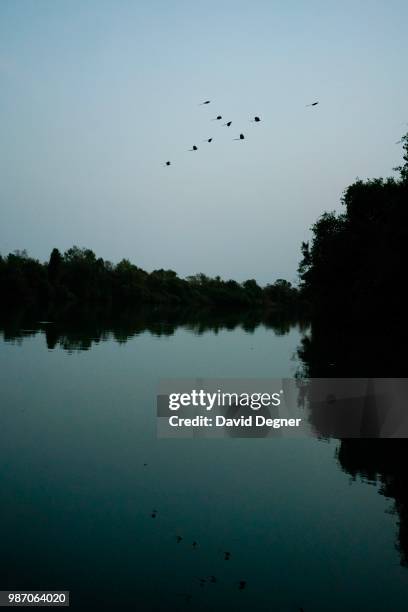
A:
[
  {"left": 189, "top": 145, "right": 198, "bottom": 151},
  {"left": 250, "top": 116, "right": 261, "bottom": 123},
  {"left": 212, "top": 115, "right": 222, "bottom": 121},
  {"left": 164, "top": 161, "right": 171, "bottom": 166},
  {"left": 233, "top": 133, "right": 245, "bottom": 141},
  {"left": 306, "top": 101, "right": 319, "bottom": 107},
  {"left": 222, "top": 121, "right": 232, "bottom": 127},
  {"left": 203, "top": 137, "right": 213, "bottom": 142},
  {"left": 199, "top": 100, "right": 211, "bottom": 105}
]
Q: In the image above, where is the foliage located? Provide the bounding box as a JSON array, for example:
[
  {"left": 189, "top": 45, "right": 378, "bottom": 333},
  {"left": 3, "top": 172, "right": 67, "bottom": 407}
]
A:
[
  {"left": 298, "top": 134, "right": 408, "bottom": 321},
  {"left": 0, "top": 247, "right": 299, "bottom": 313}
]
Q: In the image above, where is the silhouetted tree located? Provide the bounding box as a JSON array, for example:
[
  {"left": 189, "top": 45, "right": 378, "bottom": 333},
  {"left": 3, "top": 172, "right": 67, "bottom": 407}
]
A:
[
  {"left": 298, "top": 134, "right": 408, "bottom": 323},
  {"left": 296, "top": 134, "right": 408, "bottom": 570},
  {"left": 1, "top": 248, "right": 298, "bottom": 314},
  {"left": 48, "top": 248, "right": 63, "bottom": 285}
]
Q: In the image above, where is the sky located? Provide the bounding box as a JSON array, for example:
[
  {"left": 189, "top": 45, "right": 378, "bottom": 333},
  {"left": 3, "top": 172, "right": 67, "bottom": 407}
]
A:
[{"left": 0, "top": 0, "right": 407, "bottom": 285}]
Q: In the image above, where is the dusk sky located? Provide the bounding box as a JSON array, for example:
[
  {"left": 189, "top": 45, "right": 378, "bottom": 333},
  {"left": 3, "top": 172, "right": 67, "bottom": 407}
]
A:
[{"left": 1, "top": 0, "right": 407, "bottom": 285}]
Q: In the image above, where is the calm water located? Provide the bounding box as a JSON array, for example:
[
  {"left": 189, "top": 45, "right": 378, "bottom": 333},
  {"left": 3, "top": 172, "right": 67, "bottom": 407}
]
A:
[{"left": 1, "top": 319, "right": 408, "bottom": 611}]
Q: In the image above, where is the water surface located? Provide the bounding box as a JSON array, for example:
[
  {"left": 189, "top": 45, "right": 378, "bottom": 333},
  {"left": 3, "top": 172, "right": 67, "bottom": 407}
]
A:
[{"left": 1, "top": 319, "right": 407, "bottom": 610}]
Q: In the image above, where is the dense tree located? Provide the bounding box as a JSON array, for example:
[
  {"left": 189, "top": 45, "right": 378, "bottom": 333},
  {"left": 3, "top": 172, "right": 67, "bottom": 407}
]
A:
[
  {"left": 296, "top": 135, "right": 408, "bottom": 570},
  {"left": 298, "top": 133, "right": 408, "bottom": 323},
  {"left": 0, "top": 247, "right": 299, "bottom": 314},
  {"left": 48, "top": 248, "right": 63, "bottom": 285}
]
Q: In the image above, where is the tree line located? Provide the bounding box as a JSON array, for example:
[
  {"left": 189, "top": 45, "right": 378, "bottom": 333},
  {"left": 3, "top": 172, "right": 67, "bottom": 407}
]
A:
[
  {"left": 0, "top": 246, "right": 299, "bottom": 313},
  {"left": 295, "top": 135, "right": 408, "bottom": 570},
  {"left": 298, "top": 133, "right": 408, "bottom": 324},
  {"left": 3, "top": 133, "right": 406, "bottom": 319}
]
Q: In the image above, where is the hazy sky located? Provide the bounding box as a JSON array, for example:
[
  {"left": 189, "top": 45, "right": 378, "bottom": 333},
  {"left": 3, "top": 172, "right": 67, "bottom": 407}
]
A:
[{"left": 1, "top": 0, "right": 407, "bottom": 284}]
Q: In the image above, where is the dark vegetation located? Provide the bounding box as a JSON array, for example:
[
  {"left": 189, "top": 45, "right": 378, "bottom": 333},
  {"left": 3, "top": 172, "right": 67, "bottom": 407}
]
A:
[
  {"left": 0, "top": 247, "right": 300, "bottom": 316},
  {"left": 298, "top": 133, "right": 408, "bottom": 325},
  {"left": 296, "top": 135, "right": 408, "bottom": 569},
  {"left": 6, "top": 134, "right": 406, "bottom": 322},
  {"left": 296, "top": 135, "right": 408, "bottom": 380}
]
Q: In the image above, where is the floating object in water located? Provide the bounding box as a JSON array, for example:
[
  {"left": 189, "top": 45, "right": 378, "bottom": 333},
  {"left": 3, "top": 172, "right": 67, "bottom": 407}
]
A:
[
  {"left": 151, "top": 509, "right": 157, "bottom": 518},
  {"left": 238, "top": 580, "right": 247, "bottom": 590},
  {"left": 223, "top": 551, "right": 231, "bottom": 560},
  {"left": 176, "top": 535, "right": 183, "bottom": 543},
  {"left": 192, "top": 541, "right": 198, "bottom": 549}
]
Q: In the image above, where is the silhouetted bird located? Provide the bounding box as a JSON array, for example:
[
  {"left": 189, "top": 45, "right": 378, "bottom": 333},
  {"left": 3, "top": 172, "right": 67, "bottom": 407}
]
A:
[
  {"left": 233, "top": 134, "right": 245, "bottom": 141},
  {"left": 176, "top": 535, "right": 183, "bottom": 543},
  {"left": 203, "top": 138, "right": 213, "bottom": 142},
  {"left": 250, "top": 116, "right": 261, "bottom": 122},
  {"left": 151, "top": 509, "right": 157, "bottom": 518},
  {"left": 212, "top": 115, "right": 222, "bottom": 121},
  {"left": 306, "top": 101, "right": 319, "bottom": 106},
  {"left": 189, "top": 145, "right": 198, "bottom": 151},
  {"left": 238, "top": 580, "right": 247, "bottom": 590},
  {"left": 192, "top": 541, "right": 198, "bottom": 549},
  {"left": 222, "top": 121, "right": 232, "bottom": 127},
  {"left": 199, "top": 100, "right": 211, "bottom": 105},
  {"left": 164, "top": 162, "right": 171, "bottom": 166},
  {"left": 223, "top": 551, "right": 231, "bottom": 560}
]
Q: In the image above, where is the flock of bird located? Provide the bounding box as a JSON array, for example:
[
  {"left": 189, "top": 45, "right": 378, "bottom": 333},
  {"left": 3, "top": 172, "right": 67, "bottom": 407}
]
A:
[
  {"left": 157, "top": 98, "right": 320, "bottom": 607},
  {"left": 144, "top": 461, "right": 305, "bottom": 610},
  {"left": 163, "top": 99, "right": 319, "bottom": 167}
]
